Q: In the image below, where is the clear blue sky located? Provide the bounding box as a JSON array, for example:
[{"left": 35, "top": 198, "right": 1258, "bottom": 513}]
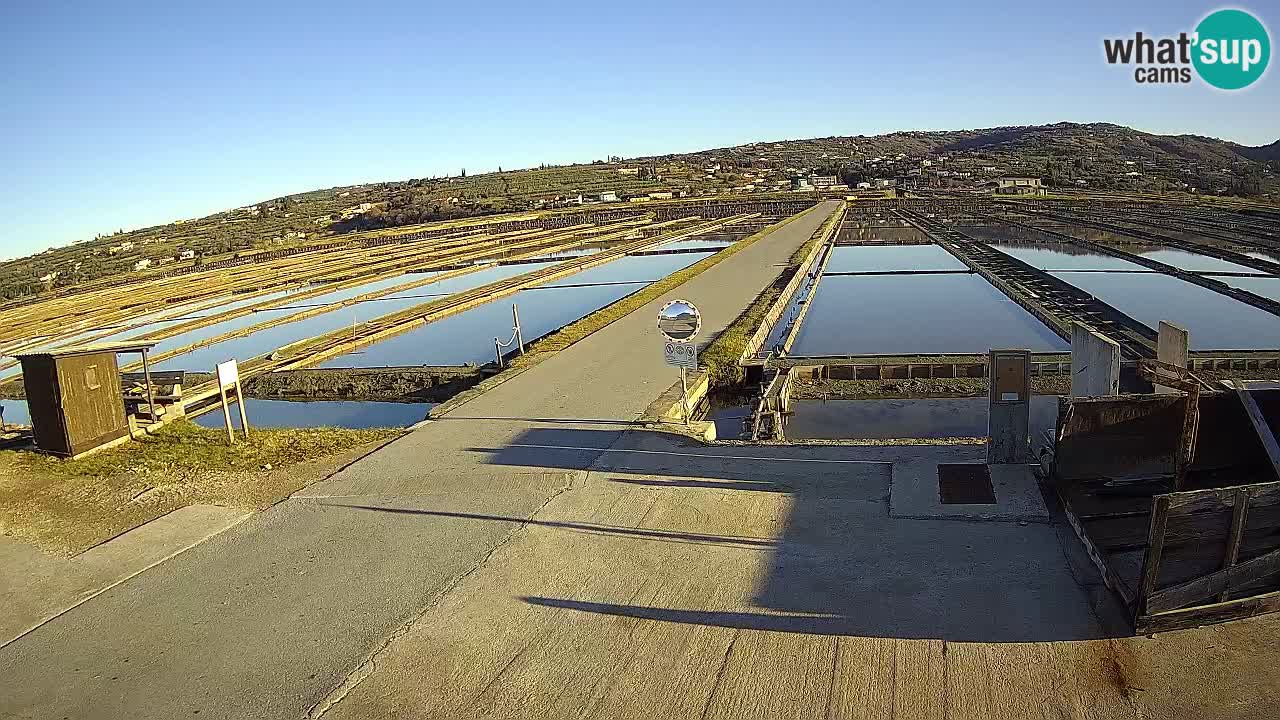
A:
[{"left": 2, "top": 1, "right": 1276, "bottom": 257}]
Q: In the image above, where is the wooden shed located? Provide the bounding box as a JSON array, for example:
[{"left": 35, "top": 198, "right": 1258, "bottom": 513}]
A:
[{"left": 14, "top": 342, "right": 157, "bottom": 458}]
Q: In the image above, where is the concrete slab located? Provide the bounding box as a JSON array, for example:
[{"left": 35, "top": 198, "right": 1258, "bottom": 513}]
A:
[
  {"left": 1071, "top": 322, "right": 1120, "bottom": 397},
  {"left": 0, "top": 504, "right": 249, "bottom": 647},
  {"left": 889, "top": 463, "right": 1049, "bottom": 522}
]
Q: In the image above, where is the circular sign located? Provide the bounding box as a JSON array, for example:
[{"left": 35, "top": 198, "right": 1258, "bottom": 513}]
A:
[{"left": 657, "top": 299, "right": 701, "bottom": 343}]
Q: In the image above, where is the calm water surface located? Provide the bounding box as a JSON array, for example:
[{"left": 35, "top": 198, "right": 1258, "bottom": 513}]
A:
[{"left": 790, "top": 274, "right": 1068, "bottom": 355}]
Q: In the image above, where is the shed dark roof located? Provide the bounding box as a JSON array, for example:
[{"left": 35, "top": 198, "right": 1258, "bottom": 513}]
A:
[{"left": 14, "top": 341, "right": 158, "bottom": 361}]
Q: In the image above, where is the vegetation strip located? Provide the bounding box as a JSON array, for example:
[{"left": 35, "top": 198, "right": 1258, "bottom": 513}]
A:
[{"left": 699, "top": 201, "right": 845, "bottom": 386}]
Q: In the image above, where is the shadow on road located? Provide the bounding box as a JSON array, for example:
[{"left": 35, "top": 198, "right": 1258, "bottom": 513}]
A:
[
  {"left": 423, "top": 427, "right": 1122, "bottom": 641},
  {"left": 334, "top": 504, "right": 776, "bottom": 549}
]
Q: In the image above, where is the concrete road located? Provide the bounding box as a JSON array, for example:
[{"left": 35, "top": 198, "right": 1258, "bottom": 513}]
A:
[
  {"left": 310, "top": 431, "right": 1277, "bottom": 720},
  {"left": 0, "top": 202, "right": 840, "bottom": 719}
]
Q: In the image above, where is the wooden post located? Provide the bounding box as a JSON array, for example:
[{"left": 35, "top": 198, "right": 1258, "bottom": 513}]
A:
[
  {"left": 234, "top": 379, "right": 250, "bottom": 438},
  {"left": 219, "top": 383, "right": 235, "bottom": 445},
  {"left": 1175, "top": 386, "right": 1200, "bottom": 491},
  {"left": 141, "top": 349, "right": 157, "bottom": 420},
  {"left": 1233, "top": 382, "right": 1280, "bottom": 481},
  {"left": 1136, "top": 495, "right": 1171, "bottom": 623},
  {"left": 1219, "top": 490, "right": 1249, "bottom": 602}
]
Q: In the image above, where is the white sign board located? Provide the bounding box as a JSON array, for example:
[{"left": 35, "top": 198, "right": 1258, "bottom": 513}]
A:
[
  {"left": 215, "top": 359, "right": 239, "bottom": 390},
  {"left": 664, "top": 341, "right": 698, "bottom": 369}
]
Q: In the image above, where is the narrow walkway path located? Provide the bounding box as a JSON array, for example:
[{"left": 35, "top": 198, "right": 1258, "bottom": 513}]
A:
[{"left": 0, "top": 202, "right": 839, "bottom": 720}]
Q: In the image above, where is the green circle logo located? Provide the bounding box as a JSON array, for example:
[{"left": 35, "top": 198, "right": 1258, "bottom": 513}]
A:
[{"left": 1193, "top": 9, "right": 1271, "bottom": 89}]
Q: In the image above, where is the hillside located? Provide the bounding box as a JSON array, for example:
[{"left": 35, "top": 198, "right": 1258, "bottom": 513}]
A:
[
  {"left": 650, "top": 122, "right": 1279, "bottom": 196},
  {"left": 3, "top": 122, "right": 1277, "bottom": 304}
]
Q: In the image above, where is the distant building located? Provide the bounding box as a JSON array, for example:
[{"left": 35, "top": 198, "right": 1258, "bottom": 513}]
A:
[
  {"left": 587, "top": 191, "right": 618, "bottom": 203},
  {"left": 810, "top": 175, "right": 838, "bottom": 188},
  {"left": 647, "top": 191, "right": 674, "bottom": 200},
  {"left": 133, "top": 259, "right": 152, "bottom": 271},
  {"left": 39, "top": 272, "right": 58, "bottom": 283},
  {"left": 790, "top": 176, "right": 814, "bottom": 191},
  {"left": 986, "top": 177, "right": 1045, "bottom": 195},
  {"left": 856, "top": 181, "right": 872, "bottom": 190},
  {"left": 179, "top": 250, "right": 196, "bottom": 260},
  {"left": 617, "top": 168, "right": 640, "bottom": 175}
]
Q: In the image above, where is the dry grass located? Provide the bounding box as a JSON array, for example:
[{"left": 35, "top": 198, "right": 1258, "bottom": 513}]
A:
[{"left": 0, "top": 421, "right": 399, "bottom": 554}]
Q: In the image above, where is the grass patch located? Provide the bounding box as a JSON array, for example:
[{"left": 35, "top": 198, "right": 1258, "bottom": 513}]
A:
[
  {"left": 698, "top": 202, "right": 844, "bottom": 387},
  {"left": 0, "top": 421, "right": 400, "bottom": 554},
  {"left": 11, "top": 421, "right": 398, "bottom": 478}
]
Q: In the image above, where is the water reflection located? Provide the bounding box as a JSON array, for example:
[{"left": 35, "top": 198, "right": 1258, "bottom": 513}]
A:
[
  {"left": 824, "top": 244, "right": 966, "bottom": 273},
  {"left": 194, "top": 399, "right": 430, "bottom": 430},
  {"left": 1136, "top": 249, "right": 1265, "bottom": 275},
  {"left": 988, "top": 244, "right": 1144, "bottom": 271},
  {"left": 1050, "top": 271, "right": 1280, "bottom": 349},
  {"left": 0, "top": 397, "right": 30, "bottom": 426},
  {"left": 319, "top": 252, "right": 710, "bottom": 368},
  {"left": 1208, "top": 275, "right": 1280, "bottom": 303},
  {"left": 790, "top": 274, "right": 1068, "bottom": 356},
  {"left": 153, "top": 266, "right": 528, "bottom": 371}
]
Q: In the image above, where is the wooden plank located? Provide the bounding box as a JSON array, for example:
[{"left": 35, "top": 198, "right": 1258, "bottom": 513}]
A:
[
  {"left": 1057, "top": 488, "right": 1135, "bottom": 606},
  {"left": 1083, "top": 502, "right": 1280, "bottom": 553},
  {"left": 1220, "top": 490, "right": 1249, "bottom": 602},
  {"left": 1137, "top": 589, "right": 1280, "bottom": 634},
  {"left": 1234, "top": 384, "right": 1280, "bottom": 481},
  {"left": 1145, "top": 545, "right": 1280, "bottom": 614},
  {"left": 1164, "top": 480, "right": 1280, "bottom": 512},
  {"left": 1135, "top": 495, "right": 1171, "bottom": 621}
]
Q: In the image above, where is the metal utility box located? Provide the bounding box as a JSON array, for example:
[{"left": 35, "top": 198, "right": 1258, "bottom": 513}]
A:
[
  {"left": 988, "top": 348, "right": 1032, "bottom": 464},
  {"left": 15, "top": 342, "right": 156, "bottom": 458}
]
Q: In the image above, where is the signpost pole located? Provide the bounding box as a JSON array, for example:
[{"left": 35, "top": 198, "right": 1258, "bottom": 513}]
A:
[
  {"left": 658, "top": 299, "right": 702, "bottom": 427},
  {"left": 234, "top": 378, "right": 250, "bottom": 438},
  {"left": 680, "top": 366, "right": 689, "bottom": 425},
  {"left": 216, "top": 359, "right": 242, "bottom": 445},
  {"left": 219, "top": 384, "right": 235, "bottom": 445}
]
